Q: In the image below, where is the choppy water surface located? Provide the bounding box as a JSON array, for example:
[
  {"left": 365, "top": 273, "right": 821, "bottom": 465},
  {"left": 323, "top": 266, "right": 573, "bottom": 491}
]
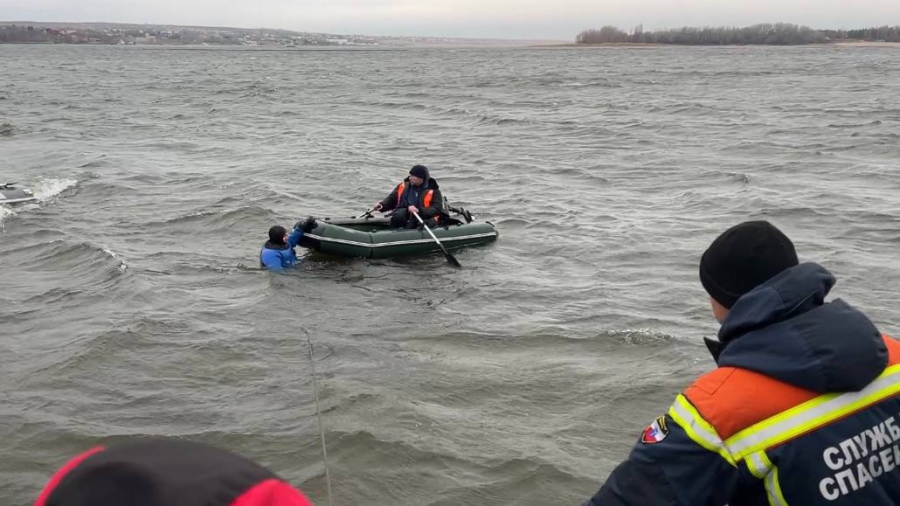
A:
[{"left": 1, "top": 44, "right": 899, "bottom": 505}]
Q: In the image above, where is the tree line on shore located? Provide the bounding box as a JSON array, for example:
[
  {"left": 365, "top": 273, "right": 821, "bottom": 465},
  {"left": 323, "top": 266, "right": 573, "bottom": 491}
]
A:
[{"left": 576, "top": 23, "right": 900, "bottom": 45}]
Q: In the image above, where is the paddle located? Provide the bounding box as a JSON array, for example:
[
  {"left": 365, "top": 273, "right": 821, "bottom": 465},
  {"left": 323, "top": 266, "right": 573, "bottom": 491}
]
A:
[
  {"left": 357, "top": 208, "right": 376, "bottom": 219},
  {"left": 412, "top": 210, "right": 462, "bottom": 268}
]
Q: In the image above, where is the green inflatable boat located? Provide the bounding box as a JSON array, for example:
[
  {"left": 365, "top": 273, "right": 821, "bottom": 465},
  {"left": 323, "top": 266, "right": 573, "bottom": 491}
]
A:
[{"left": 299, "top": 210, "right": 498, "bottom": 260}]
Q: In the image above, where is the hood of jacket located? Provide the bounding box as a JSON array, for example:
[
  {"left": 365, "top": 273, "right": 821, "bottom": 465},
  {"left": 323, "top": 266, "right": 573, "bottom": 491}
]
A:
[{"left": 706, "top": 262, "right": 887, "bottom": 393}]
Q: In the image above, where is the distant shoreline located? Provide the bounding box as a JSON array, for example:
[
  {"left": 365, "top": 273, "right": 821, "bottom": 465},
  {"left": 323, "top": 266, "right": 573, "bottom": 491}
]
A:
[
  {"left": 0, "top": 42, "right": 545, "bottom": 50},
  {"left": 0, "top": 21, "right": 563, "bottom": 48},
  {"left": 2, "top": 40, "right": 898, "bottom": 51},
  {"left": 532, "top": 40, "right": 900, "bottom": 49},
  {"left": 574, "top": 24, "right": 899, "bottom": 46}
]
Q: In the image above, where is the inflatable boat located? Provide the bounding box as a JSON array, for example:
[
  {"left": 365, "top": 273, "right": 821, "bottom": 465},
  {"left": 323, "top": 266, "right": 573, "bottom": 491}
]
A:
[
  {"left": 0, "top": 183, "right": 36, "bottom": 204},
  {"left": 299, "top": 209, "right": 498, "bottom": 259}
]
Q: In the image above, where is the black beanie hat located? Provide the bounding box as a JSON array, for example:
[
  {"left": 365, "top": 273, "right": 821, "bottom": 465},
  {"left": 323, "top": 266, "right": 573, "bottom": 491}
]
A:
[
  {"left": 409, "top": 165, "right": 429, "bottom": 180},
  {"left": 268, "top": 225, "right": 287, "bottom": 245},
  {"left": 699, "top": 220, "right": 799, "bottom": 309}
]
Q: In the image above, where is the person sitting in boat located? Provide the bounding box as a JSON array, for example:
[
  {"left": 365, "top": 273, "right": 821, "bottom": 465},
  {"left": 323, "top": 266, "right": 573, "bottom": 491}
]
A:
[
  {"left": 260, "top": 217, "right": 316, "bottom": 271},
  {"left": 373, "top": 164, "right": 446, "bottom": 229}
]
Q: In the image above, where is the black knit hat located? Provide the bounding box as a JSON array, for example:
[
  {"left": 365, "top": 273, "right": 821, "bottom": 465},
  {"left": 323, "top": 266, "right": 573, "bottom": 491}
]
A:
[
  {"left": 409, "top": 165, "right": 429, "bottom": 180},
  {"left": 699, "top": 221, "right": 799, "bottom": 309},
  {"left": 268, "top": 225, "right": 287, "bottom": 245}
]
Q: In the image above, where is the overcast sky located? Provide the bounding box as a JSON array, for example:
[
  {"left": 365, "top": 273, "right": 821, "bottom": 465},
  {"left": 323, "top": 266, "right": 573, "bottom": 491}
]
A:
[{"left": 3, "top": 0, "right": 898, "bottom": 40}]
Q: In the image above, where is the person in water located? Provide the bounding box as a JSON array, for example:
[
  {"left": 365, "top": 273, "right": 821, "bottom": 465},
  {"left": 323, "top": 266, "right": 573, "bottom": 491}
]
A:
[
  {"left": 260, "top": 217, "right": 316, "bottom": 271},
  {"left": 373, "top": 164, "right": 446, "bottom": 229},
  {"left": 33, "top": 437, "right": 314, "bottom": 506},
  {"left": 583, "top": 220, "right": 900, "bottom": 506}
]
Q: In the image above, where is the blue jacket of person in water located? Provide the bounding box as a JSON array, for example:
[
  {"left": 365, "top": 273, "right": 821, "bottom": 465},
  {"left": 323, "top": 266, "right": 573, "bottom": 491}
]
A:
[{"left": 260, "top": 218, "right": 316, "bottom": 271}]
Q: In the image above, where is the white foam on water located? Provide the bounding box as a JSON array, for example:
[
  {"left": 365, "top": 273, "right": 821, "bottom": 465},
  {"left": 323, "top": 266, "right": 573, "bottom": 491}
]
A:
[
  {"left": 33, "top": 177, "right": 78, "bottom": 202},
  {"left": 0, "top": 177, "right": 78, "bottom": 227},
  {"left": 0, "top": 205, "right": 16, "bottom": 227},
  {"left": 100, "top": 246, "right": 128, "bottom": 273}
]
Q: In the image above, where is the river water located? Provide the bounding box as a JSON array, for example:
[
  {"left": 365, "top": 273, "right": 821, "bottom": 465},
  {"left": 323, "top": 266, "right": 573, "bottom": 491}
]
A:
[{"left": 1, "top": 44, "right": 899, "bottom": 505}]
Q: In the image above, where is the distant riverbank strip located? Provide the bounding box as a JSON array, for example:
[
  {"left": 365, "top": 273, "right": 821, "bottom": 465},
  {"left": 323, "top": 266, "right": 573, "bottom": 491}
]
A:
[{"left": 572, "top": 23, "right": 900, "bottom": 46}]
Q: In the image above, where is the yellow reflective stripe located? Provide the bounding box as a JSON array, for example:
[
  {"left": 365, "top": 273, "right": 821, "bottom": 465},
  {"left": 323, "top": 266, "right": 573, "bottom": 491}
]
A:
[
  {"left": 672, "top": 395, "right": 722, "bottom": 445},
  {"left": 737, "top": 391, "right": 836, "bottom": 441},
  {"left": 746, "top": 451, "right": 772, "bottom": 479},
  {"left": 727, "top": 364, "right": 900, "bottom": 458},
  {"left": 668, "top": 395, "right": 737, "bottom": 466},
  {"left": 746, "top": 452, "right": 787, "bottom": 505},
  {"left": 765, "top": 464, "right": 789, "bottom": 506}
]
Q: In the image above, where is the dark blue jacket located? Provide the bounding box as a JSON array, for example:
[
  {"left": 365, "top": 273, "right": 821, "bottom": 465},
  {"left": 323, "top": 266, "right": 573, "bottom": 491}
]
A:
[
  {"left": 378, "top": 177, "right": 445, "bottom": 220},
  {"left": 260, "top": 228, "right": 303, "bottom": 271},
  {"left": 584, "top": 263, "right": 898, "bottom": 506}
]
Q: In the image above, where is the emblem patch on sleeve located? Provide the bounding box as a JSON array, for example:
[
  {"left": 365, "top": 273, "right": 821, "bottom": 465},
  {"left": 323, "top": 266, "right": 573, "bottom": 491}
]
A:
[{"left": 641, "top": 415, "right": 669, "bottom": 444}]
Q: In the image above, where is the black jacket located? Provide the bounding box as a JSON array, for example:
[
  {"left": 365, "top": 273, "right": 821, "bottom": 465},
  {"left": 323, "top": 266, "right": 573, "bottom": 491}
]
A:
[{"left": 35, "top": 438, "right": 313, "bottom": 506}]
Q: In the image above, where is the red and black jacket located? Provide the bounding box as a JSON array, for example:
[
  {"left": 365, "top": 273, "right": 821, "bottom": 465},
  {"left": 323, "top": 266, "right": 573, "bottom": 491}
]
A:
[{"left": 35, "top": 438, "right": 314, "bottom": 506}]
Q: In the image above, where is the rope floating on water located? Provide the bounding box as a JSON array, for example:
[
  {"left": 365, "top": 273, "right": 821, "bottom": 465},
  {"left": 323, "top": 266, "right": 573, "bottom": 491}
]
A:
[{"left": 305, "top": 333, "right": 334, "bottom": 506}]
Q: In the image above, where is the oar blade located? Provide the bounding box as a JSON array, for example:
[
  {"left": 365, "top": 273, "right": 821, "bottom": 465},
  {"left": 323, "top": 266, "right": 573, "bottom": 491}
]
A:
[
  {"left": 445, "top": 251, "right": 462, "bottom": 268},
  {"left": 412, "top": 209, "right": 462, "bottom": 268}
]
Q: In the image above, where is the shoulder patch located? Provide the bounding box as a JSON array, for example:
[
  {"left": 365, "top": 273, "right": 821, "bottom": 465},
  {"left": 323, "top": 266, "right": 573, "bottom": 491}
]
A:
[{"left": 641, "top": 415, "right": 669, "bottom": 444}]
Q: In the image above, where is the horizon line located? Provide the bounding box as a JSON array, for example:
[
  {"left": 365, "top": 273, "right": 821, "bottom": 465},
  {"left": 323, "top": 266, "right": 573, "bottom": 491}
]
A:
[{"left": 3, "top": 19, "right": 896, "bottom": 42}]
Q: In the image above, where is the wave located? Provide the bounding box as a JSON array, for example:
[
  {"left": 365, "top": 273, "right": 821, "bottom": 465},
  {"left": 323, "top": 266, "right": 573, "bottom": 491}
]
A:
[
  {"left": 0, "top": 178, "right": 78, "bottom": 227},
  {"left": 603, "top": 329, "right": 676, "bottom": 345},
  {"left": 33, "top": 177, "right": 79, "bottom": 202},
  {"left": 550, "top": 166, "right": 612, "bottom": 183},
  {"left": 352, "top": 99, "right": 429, "bottom": 112},
  {"left": 76, "top": 155, "right": 108, "bottom": 168},
  {"left": 323, "top": 429, "right": 581, "bottom": 479},
  {"left": 0, "top": 206, "right": 16, "bottom": 227},
  {"left": 828, "top": 120, "right": 883, "bottom": 129},
  {"left": 475, "top": 115, "right": 528, "bottom": 126},
  {"left": 212, "top": 79, "right": 280, "bottom": 98},
  {"left": 494, "top": 217, "right": 530, "bottom": 228},
  {"left": 558, "top": 80, "right": 622, "bottom": 88},
  {"left": 24, "top": 326, "right": 156, "bottom": 378},
  {"left": 555, "top": 123, "right": 619, "bottom": 138},
  {"left": 648, "top": 103, "right": 726, "bottom": 115},
  {"left": 406, "top": 328, "right": 678, "bottom": 350},
  {"left": 0, "top": 121, "right": 13, "bottom": 136},
  {"left": 22, "top": 287, "right": 86, "bottom": 305},
  {"left": 101, "top": 246, "right": 128, "bottom": 273},
  {"left": 423, "top": 460, "right": 590, "bottom": 506},
  {"left": 144, "top": 205, "right": 273, "bottom": 228},
  {"left": 23, "top": 241, "right": 128, "bottom": 277},
  {"left": 305, "top": 429, "right": 589, "bottom": 505},
  {"left": 724, "top": 171, "right": 752, "bottom": 184},
  {"left": 696, "top": 169, "right": 752, "bottom": 185},
  {"left": 350, "top": 99, "right": 530, "bottom": 126},
  {"left": 10, "top": 240, "right": 128, "bottom": 312}
]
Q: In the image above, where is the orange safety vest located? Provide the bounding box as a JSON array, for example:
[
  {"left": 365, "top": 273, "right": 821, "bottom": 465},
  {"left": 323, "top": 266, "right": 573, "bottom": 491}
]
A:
[
  {"left": 395, "top": 182, "right": 438, "bottom": 222},
  {"left": 684, "top": 334, "right": 900, "bottom": 442},
  {"left": 669, "top": 334, "right": 900, "bottom": 504}
]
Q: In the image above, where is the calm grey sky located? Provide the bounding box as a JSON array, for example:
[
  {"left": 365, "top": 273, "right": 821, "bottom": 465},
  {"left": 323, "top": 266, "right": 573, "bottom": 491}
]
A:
[{"left": 3, "top": 0, "right": 898, "bottom": 40}]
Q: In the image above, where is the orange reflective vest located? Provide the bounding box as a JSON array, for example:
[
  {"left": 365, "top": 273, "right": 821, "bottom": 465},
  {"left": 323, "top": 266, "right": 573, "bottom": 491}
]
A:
[
  {"left": 669, "top": 334, "right": 900, "bottom": 505},
  {"left": 395, "top": 182, "right": 438, "bottom": 221}
]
